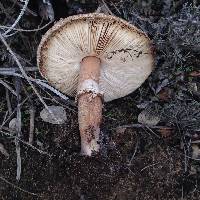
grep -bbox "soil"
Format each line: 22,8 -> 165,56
1,95 -> 200,200
1,0 -> 200,200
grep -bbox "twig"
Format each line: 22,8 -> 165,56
22,84 -> 35,145
110,1 -> 121,15
6,88 -> 12,115
181,185 -> 184,200
96,0 -> 114,15
117,124 -> 162,138
8,0 -> 37,16
0,71 -> 24,77
0,67 -> 37,72
145,126 -> 161,138
0,95 -> 29,131
0,175 -> 39,196
1,111 -> 9,128
0,109 -> 16,131
34,79 -> 69,101
3,0 -> 30,37
0,33 -> 54,117
4,31 -> 19,37
28,106 -> 35,144
191,140 -> 200,144
0,21 -> 53,32
117,123 -> 172,129
0,79 -> 17,96
182,136 -> 191,173
14,77 -> 22,181
0,70 -> 70,103
43,95 -> 76,112
176,118 -> 190,172
127,133 -> 139,166
140,162 -> 161,172
1,129 -> 51,156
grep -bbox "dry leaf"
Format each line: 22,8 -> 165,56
9,118 -> 18,135
40,106 -> 67,124
138,108 -> 160,126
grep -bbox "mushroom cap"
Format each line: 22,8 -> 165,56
37,13 -> 154,102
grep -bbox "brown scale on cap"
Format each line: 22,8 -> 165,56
37,13 -> 154,156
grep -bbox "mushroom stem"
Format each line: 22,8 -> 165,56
77,56 -> 102,156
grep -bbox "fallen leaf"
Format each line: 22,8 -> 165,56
138,107 -> 160,126
40,106 -> 67,124
9,118 -> 18,135
9,118 -> 17,130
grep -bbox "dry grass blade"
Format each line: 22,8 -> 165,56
28,106 -> 35,144
127,133 -> 139,166
117,123 -> 170,129
0,67 -> 37,72
1,129 -> 51,156
6,88 -> 12,115
0,79 -> 17,96
0,143 -> 9,157
0,20 -> 53,32
0,175 -> 39,196
0,93 -> 31,132
140,162 -> 162,172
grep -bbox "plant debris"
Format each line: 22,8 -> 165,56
40,105 -> 67,124
0,0 -> 200,199
138,105 -> 160,126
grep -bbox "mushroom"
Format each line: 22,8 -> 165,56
37,13 -> 154,156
